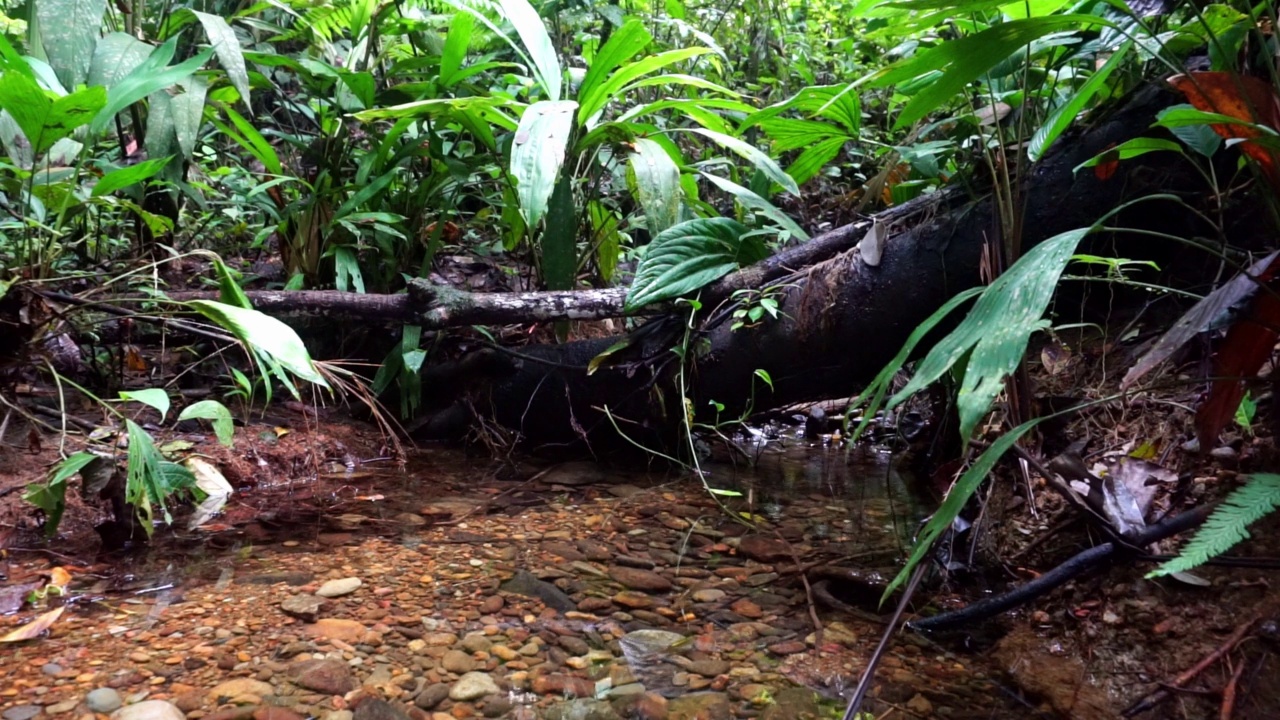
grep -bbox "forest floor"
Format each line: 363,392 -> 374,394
2,394 -> 1280,720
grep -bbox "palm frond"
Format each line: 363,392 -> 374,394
1148,473 -> 1280,578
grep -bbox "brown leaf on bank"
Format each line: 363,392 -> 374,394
0,606 -> 65,643
1196,280 -> 1280,449
1167,72 -> 1280,190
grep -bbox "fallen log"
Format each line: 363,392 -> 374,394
463,84 -> 1244,449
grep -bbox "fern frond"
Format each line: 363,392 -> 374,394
276,2 -> 356,43
1147,473 -> 1280,578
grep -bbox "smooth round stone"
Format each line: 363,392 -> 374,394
3,706 -> 42,720
41,664 -> 63,677
315,578 -> 362,598
86,689 -> 124,713
449,672 -> 499,701
109,701 -> 185,720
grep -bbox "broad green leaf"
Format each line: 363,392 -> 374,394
120,388 -> 171,421
542,174 -> 577,291
883,418 -> 1043,603
211,104 -> 282,175
92,156 -> 172,197
351,95 -> 510,123
1153,106 -> 1272,132
1073,137 -> 1182,172
618,97 -> 755,125
888,227 -> 1091,442
207,253 -> 252,309
1030,41 -> 1131,161
0,73 -> 105,154
497,0 -> 562,100
700,173 -> 809,241
169,76 -> 208,160
125,419 -> 195,531
588,200 -> 621,282
684,127 -> 800,195
35,0 -> 106,89
24,451 -> 98,536
580,19 -> 651,111
622,73 -> 740,99
193,11 -> 251,107
758,117 -> 848,153
579,47 -> 713,123
88,33 -> 153,89
629,138 -> 682,237
188,300 -> 328,393
440,11 -> 474,86
786,136 -> 848,186
626,217 -> 753,311
744,85 -> 862,136
333,246 -> 366,293
91,37 -> 214,134
511,100 -> 577,228
872,16 -> 1112,129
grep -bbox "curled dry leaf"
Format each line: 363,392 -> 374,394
0,606 -> 65,643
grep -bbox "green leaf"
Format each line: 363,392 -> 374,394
35,0 -> 107,89
188,300 -> 328,396
1153,106 -> 1270,131
1147,474 -> 1280,578
542,174 -> 577,291
211,104 -> 282,175
24,451 -> 99,537
889,227 -> 1091,443
511,100 -> 578,228
1074,137 -> 1182,172
700,173 -> 809,241
206,253 -> 252,309
759,117 -> 847,153
786,136 -> 848,186
872,16 -> 1111,129
91,36 -> 213,134
579,47 -> 713,123
88,33 -> 153,89
168,76 -> 208,160
0,73 -> 105,154
119,388 -> 171,421
1030,41 -> 1131,161
579,19 -> 651,112
882,418 -> 1043,603
496,0 -> 562,100
629,138 -> 683,237
440,10 -> 474,86
125,419 -> 195,532
92,156 -> 172,197
684,128 -> 800,196
626,217 -> 751,311
178,400 -> 235,447
193,11 -> 251,107
333,246 -> 366,293
588,200 -> 621,283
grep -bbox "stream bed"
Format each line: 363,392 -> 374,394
0,441 -> 1054,720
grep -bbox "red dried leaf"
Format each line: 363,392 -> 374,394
1196,282 -> 1280,448
1094,146 -> 1120,181
1168,72 -> 1280,190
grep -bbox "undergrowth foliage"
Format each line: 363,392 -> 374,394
1149,474 -> 1280,579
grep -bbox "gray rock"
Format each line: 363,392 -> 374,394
280,594 -> 325,622
351,698 -> 410,720
449,672 -> 500,701
315,577 -> 362,598
499,570 -> 576,613
687,659 -> 730,678
86,688 -> 124,713
460,633 -> 493,654
109,701 -> 186,720
441,649 -> 476,674
413,684 -> 451,710
2,706 -> 41,720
